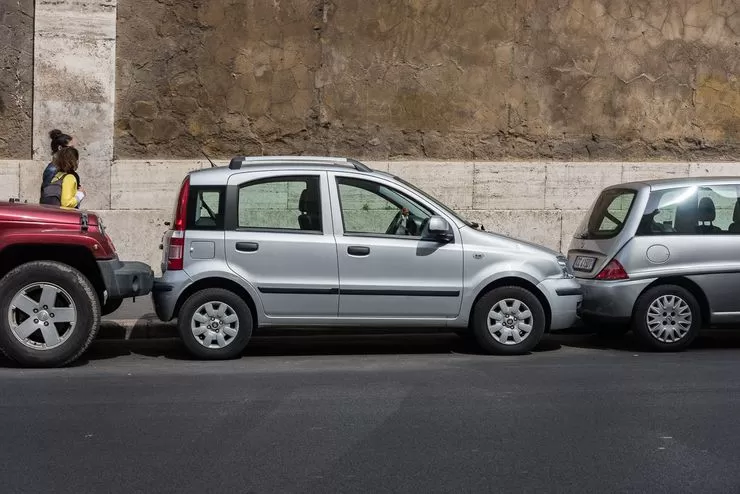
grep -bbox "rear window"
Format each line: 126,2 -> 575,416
579,188 -> 636,239
187,186 -> 225,230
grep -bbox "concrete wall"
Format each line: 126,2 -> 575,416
116,0 -> 740,160
0,0 -> 34,158
4,159 -> 739,275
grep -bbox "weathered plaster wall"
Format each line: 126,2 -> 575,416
0,0 -> 34,158
116,0 -> 740,160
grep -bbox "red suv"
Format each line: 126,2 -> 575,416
0,201 -> 153,367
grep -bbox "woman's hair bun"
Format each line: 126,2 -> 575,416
49,129 -> 63,140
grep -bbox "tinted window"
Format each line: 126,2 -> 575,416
637,185 -> 740,235
237,176 -> 321,232
187,187 -> 225,230
582,189 -> 636,239
336,177 -> 432,236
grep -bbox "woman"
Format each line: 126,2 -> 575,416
47,147 -> 85,208
40,129 -> 81,201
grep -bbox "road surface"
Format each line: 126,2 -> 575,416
1,331 -> 739,493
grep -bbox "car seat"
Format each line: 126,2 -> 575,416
696,197 -> 722,234
728,200 -> 740,233
297,187 -> 320,231
673,198 -> 698,234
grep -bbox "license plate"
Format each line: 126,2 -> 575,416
573,256 -> 596,272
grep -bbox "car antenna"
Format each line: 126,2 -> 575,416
201,150 -> 217,168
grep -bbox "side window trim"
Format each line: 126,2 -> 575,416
186,185 -> 226,231
332,174 -> 444,240
224,173 -> 326,234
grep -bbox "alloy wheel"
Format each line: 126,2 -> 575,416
646,295 -> 692,343
487,298 -> 534,345
191,301 -> 239,349
8,283 -> 77,350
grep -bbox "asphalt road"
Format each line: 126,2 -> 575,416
1,331 -> 740,493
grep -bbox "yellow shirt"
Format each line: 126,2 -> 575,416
52,172 -> 79,208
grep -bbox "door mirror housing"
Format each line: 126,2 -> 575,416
424,216 -> 454,243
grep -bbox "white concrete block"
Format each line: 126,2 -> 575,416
33,0 -> 117,209
111,160 -> 213,210
0,161 -> 21,201
388,161 -> 474,210
621,162 -> 691,183
19,160 -> 47,203
473,162 -> 547,210
93,209 -> 170,275
545,162 -> 622,210
461,209 -> 563,252
560,210 -> 588,253
688,162 -> 740,177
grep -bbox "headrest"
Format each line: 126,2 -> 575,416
698,197 -> 716,222
298,188 -> 318,212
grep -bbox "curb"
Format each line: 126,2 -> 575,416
99,319 -> 177,340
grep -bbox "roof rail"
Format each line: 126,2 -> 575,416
228,155 -> 372,172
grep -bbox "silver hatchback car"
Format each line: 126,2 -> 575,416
153,156 -> 581,359
569,177 -> 740,351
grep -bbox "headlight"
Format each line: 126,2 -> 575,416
557,255 -> 574,279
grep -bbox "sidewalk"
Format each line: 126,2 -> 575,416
100,298 -> 176,339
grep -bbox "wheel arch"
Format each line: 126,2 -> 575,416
174,277 -> 258,328
468,276 -> 552,331
638,276 -> 710,325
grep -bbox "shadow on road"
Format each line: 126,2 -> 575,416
552,329 -> 740,353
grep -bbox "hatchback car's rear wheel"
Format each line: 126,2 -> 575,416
472,286 -> 546,355
178,288 -> 253,360
632,285 -> 701,352
0,261 -> 100,367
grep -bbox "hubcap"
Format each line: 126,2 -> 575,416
647,295 -> 692,343
487,298 -> 534,345
8,283 -> 77,350
191,301 -> 239,349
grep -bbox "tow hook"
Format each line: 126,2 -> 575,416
80,212 -> 89,232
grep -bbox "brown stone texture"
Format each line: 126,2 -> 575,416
116,0 -> 740,160
0,0 -> 33,158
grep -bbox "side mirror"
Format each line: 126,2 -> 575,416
424,216 -> 454,243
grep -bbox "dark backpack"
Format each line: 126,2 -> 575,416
40,173 -> 67,206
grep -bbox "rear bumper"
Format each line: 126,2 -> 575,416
576,277 -> 656,322
537,278 -> 583,331
97,260 -> 154,300
151,270 -> 193,321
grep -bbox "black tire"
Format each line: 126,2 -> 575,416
101,298 -> 123,316
632,285 -> 701,352
178,288 -> 253,360
472,286 -> 546,355
0,261 -> 100,368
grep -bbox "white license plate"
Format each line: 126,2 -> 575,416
573,256 -> 596,272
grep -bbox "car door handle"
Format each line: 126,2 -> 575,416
236,242 -> 259,252
347,246 -> 370,256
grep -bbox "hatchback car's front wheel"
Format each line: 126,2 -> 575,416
472,286 -> 546,355
632,285 -> 701,352
178,288 -> 253,360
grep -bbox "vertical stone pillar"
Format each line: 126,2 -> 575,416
32,0 -> 116,209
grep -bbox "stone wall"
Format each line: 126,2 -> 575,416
0,0 -> 33,158
116,0 -> 740,161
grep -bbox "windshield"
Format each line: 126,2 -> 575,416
392,176 -> 472,227
576,188 -> 637,239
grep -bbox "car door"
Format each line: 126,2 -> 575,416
224,171 -> 339,317
329,172 -> 464,319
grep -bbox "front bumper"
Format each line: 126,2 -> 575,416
97,259 -> 154,300
576,277 -> 656,323
537,278 -> 583,331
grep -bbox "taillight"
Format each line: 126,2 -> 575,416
595,259 -> 629,280
167,177 -> 190,271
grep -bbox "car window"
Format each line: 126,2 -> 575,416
581,189 -> 636,239
638,185 -> 740,235
336,177 -> 432,237
188,187 -> 225,230
237,176 -> 322,232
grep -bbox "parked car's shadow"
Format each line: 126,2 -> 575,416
552,327 -> 740,352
